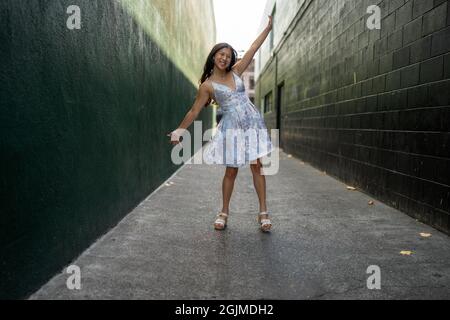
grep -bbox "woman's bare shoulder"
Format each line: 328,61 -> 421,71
202,78 -> 213,86
231,65 -> 244,78
201,80 -> 215,92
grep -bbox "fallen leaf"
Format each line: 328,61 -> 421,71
368,200 -> 374,205
347,186 -> 356,191
420,233 -> 431,238
165,183 -> 171,187
287,154 -> 292,158
400,251 -> 413,256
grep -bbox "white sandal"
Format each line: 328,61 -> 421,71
258,212 -> 272,232
214,213 -> 228,230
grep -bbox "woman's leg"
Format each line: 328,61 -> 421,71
250,158 -> 268,213
221,167 -> 239,214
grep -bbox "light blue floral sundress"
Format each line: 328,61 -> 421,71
203,71 -> 274,168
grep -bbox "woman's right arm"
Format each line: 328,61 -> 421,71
167,82 -> 212,145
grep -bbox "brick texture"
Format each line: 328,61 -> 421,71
257,0 -> 450,234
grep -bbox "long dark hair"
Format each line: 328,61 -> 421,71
199,43 -> 238,107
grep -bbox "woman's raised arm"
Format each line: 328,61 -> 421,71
167,82 -> 211,145
233,16 -> 273,76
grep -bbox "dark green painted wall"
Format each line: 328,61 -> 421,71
0,0 -> 215,299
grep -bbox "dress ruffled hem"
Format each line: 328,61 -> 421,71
202,136 -> 274,168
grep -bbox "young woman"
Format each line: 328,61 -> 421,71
168,16 -> 274,232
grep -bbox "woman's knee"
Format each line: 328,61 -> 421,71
225,167 -> 239,179
250,159 -> 263,175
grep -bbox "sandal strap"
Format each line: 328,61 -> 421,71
260,219 -> 271,225
215,213 -> 228,225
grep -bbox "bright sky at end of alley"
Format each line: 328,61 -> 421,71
213,0 -> 268,54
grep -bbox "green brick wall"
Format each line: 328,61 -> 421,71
256,0 -> 450,235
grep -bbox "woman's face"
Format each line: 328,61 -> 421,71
214,48 -> 232,70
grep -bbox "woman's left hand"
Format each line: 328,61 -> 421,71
267,15 -> 273,30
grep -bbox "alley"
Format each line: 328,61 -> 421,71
31,151 -> 450,300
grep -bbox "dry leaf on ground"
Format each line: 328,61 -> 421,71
400,251 -> 413,256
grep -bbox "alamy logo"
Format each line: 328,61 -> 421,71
366,265 -> 381,290
366,5 -> 381,30
66,5 -> 81,30
66,265 -> 81,290
170,121 -> 280,175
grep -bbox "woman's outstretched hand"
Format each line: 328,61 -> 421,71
267,15 -> 273,30
167,129 -> 185,146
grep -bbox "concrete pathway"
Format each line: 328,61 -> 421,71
31,151 -> 450,299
